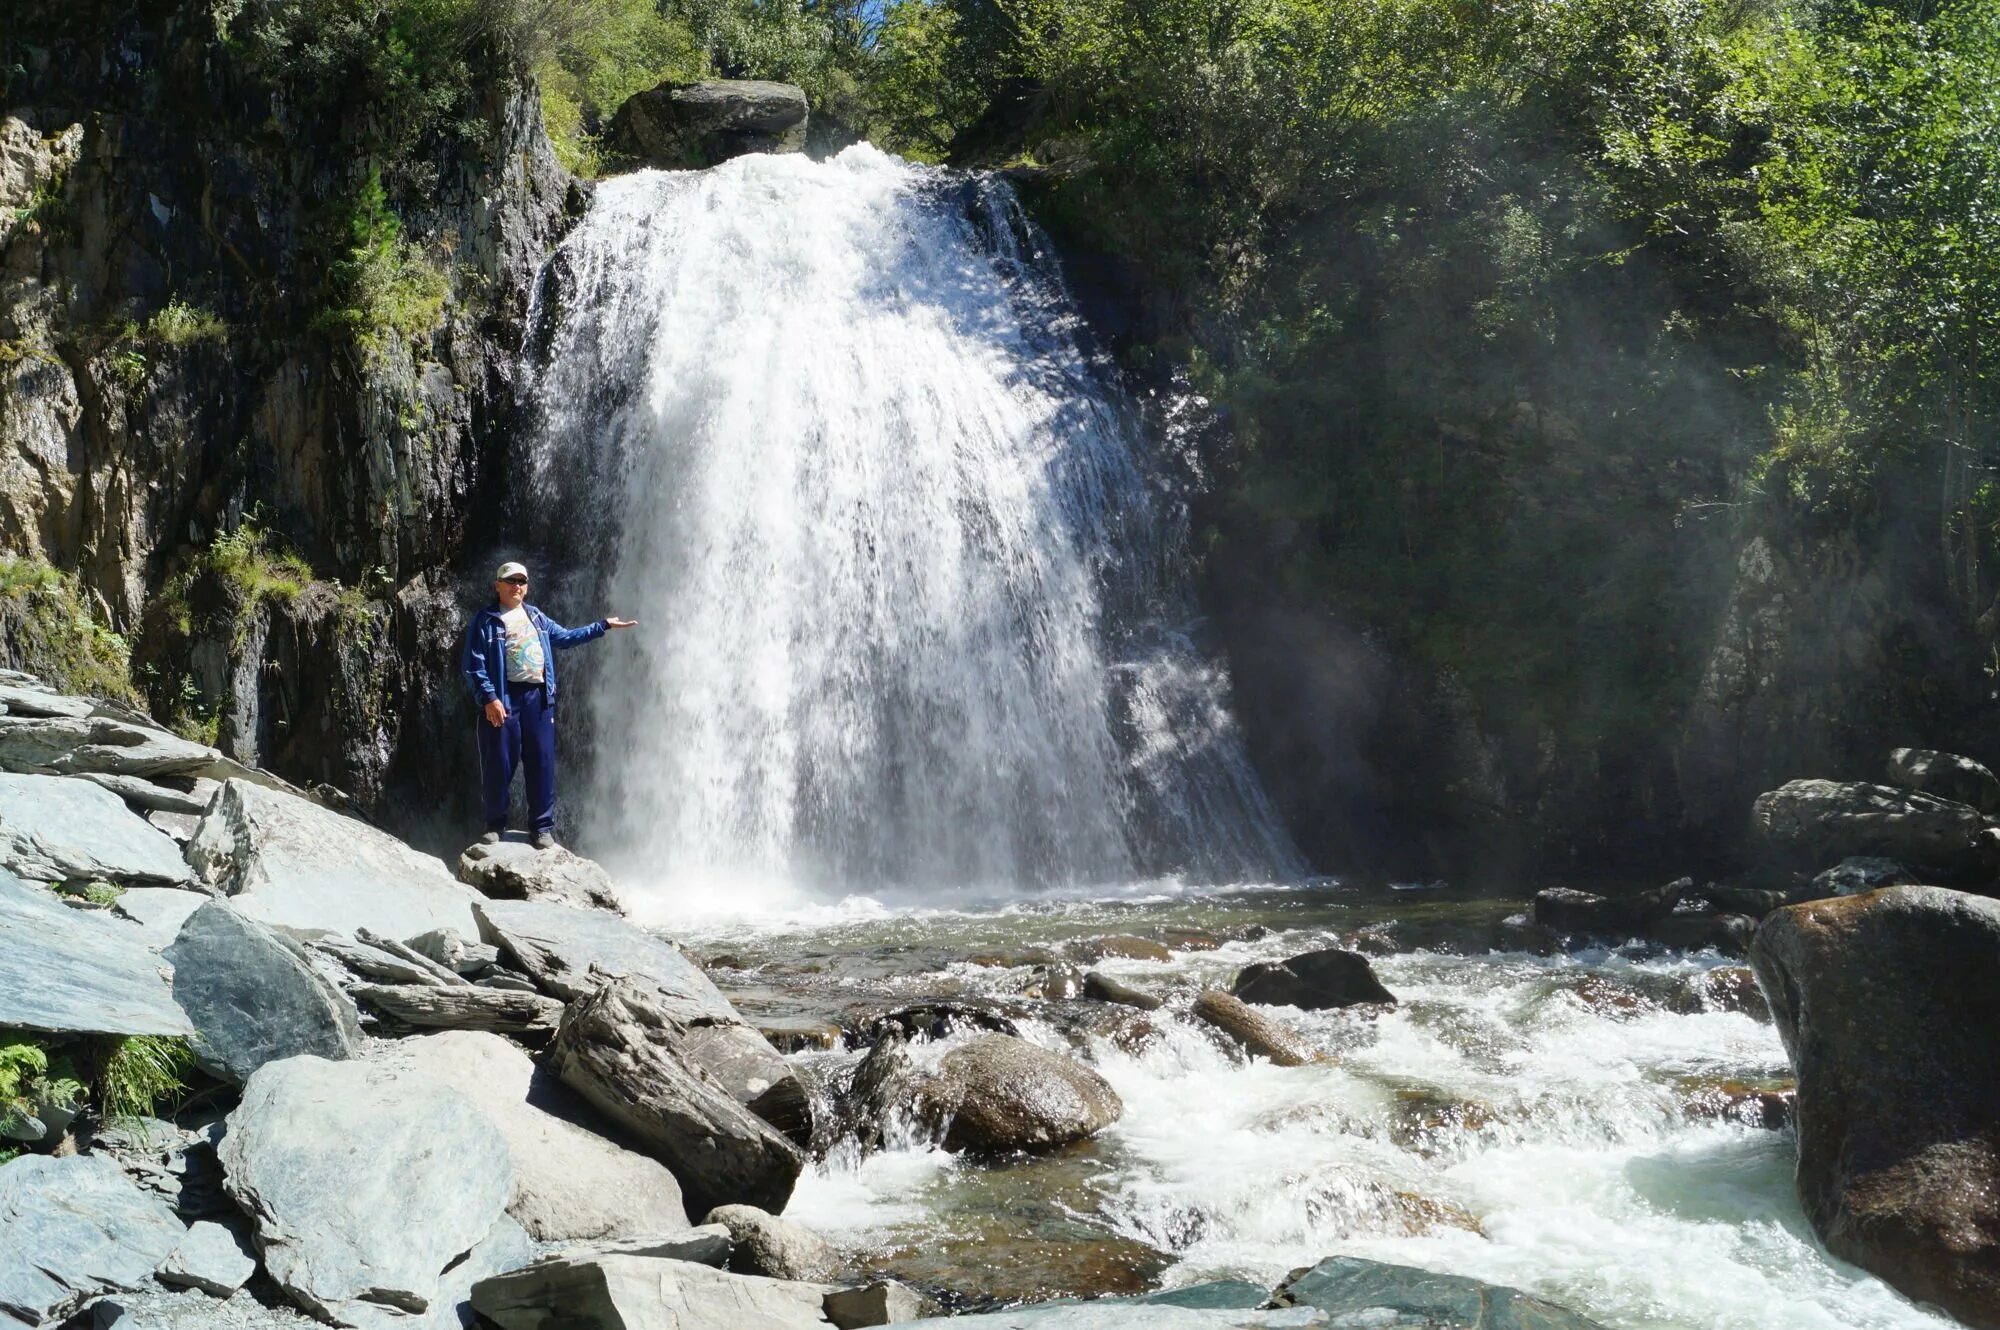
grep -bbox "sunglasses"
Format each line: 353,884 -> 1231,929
501,576 -> 529,586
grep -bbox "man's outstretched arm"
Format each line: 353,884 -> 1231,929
546,615 -> 637,648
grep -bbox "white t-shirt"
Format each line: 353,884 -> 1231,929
500,606 -> 546,684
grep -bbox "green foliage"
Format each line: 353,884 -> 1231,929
93,1036 -> 191,1124
0,557 -> 137,703
54,878 -> 125,907
145,300 -> 229,346
536,0 -> 708,173
0,1039 -> 86,1142
315,172 -> 451,352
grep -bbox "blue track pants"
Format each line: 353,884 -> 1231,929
477,682 -> 556,833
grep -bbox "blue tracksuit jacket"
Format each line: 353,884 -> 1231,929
461,603 -> 606,709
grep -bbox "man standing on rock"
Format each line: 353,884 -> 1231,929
462,561 -> 635,849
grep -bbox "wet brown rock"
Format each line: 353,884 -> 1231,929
1082,971 -> 1163,1011
929,1034 -> 1123,1153
1021,963 -> 1086,1001
1071,935 -> 1172,963
1190,990 -> 1314,1067
1387,1087 -> 1497,1156
1752,886 -> 2000,1328
1682,965 -> 1770,1019
1672,1076 -> 1794,1130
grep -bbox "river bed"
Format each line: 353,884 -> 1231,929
650,881 -> 1955,1330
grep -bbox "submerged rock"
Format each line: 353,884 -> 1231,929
1271,1255 -> 1610,1328
188,778 -> 483,939
1229,947 -> 1395,1009
1752,779 -> 2000,880
706,1204 -> 837,1282
1889,747 -> 2000,815
0,868 -> 193,1037
1753,886 -> 2000,1328
552,977 -> 804,1216
219,1054 -> 514,1323
928,1034 -> 1122,1153
0,771 -> 193,885
609,79 -> 809,169
370,1030 -> 692,1244
457,839 -> 623,913
1191,990 -> 1313,1066
164,900 -> 362,1084
0,1154 -> 185,1326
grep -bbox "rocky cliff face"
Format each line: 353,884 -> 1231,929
0,3 -> 582,842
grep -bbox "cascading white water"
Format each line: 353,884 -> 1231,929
521,145 -> 1297,909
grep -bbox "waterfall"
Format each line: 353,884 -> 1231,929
520,145 -> 1299,905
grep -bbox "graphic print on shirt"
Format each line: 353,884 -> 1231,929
501,606 -> 546,684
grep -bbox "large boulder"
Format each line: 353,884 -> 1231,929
164,900 -> 362,1085
219,1055 -> 514,1324
1751,886 -> 2000,1328
0,869 -> 192,1037
188,778 -> 484,938
472,1254 -> 834,1330
925,1034 -> 1122,1153
678,1020 -> 815,1145
474,897 -> 733,1013
1229,948 -> 1395,1009
609,79 -> 809,169
0,772 -> 193,885
705,1204 -> 836,1282
1751,779 -> 2000,880
1889,748 -> 2000,815
1271,1256 -> 1610,1328
369,1031 -> 693,1243
0,1154 -> 185,1325
458,839 -> 623,912
551,978 -> 804,1217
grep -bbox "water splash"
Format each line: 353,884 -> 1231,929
520,145 -> 1298,906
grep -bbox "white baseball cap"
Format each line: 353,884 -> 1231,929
494,561 -> 529,581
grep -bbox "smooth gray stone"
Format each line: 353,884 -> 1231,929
1275,1256 -> 1610,1328
188,779 -> 483,939
457,841 -> 624,913
351,982 -> 563,1034
471,1254 -> 835,1330
155,1218 -> 258,1296
474,898 -> 735,1016
824,1279 -> 929,1327
551,978 -> 803,1217
369,1032 -> 691,1244
147,810 -> 203,843
112,887 -> 210,949
0,869 -> 193,1037
0,1154 -> 185,1325
0,714 -> 222,779
0,772 -> 193,885
219,1055 -> 514,1323
76,771 -> 218,815
0,681 -> 93,718
165,901 -> 362,1084
705,1204 -> 834,1282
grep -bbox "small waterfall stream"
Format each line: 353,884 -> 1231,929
521,145 -> 1297,909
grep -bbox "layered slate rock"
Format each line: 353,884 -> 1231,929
350,983 -> 564,1035
1889,747 -> 2000,815
679,1020 -> 815,1144
113,886 -> 209,949
1752,779 -> 2000,880
0,772 -> 193,885
164,901 -> 362,1084
609,79 -> 809,169
552,978 -> 804,1217
156,1218 -> 259,1297
189,778 -> 484,938
1752,886 -> 2000,1329
1271,1256 -> 1610,1328
0,713 -> 225,780
474,897 -> 735,1012
706,1205 -> 836,1282
1230,948 -> 1395,1010
458,839 -> 623,912
0,1154 -> 185,1325
370,1031 -> 693,1243
0,869 -> 192,1037
219,1055 -> 514,1323
473,1254 -> 836,1330
926,1034 -> 1122,1153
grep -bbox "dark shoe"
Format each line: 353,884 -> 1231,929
530,831 -> 557,851
479,829 -> 502,845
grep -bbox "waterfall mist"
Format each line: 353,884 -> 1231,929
520,145 -> 1298,909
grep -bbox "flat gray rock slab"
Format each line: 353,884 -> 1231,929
78,771 -> 218,816
0,714 -> 223,780
189,779 -> 483,940
335,1216 -> 535,1330
0,772 -> 193,885
0,869 -> 193,1037
156,1218 -> 258,1296
475,897 -> 735,1016
113,887 -> 211,949
0,681 -> 93,718
1274,1256 -> 1611,1329
370,1031 -> 692,1244
219,1055 -> 514,1323
165,901 -> 363,1085
350,983 -> 563,1034
472,1254 -> 835,1330
0,1153 -> 185,1325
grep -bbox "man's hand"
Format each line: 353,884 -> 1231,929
484,699 -> 507,728
605,617 -> 638,629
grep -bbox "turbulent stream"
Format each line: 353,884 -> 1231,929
517,147 -> 1952,1328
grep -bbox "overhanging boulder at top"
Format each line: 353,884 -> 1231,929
608,79 -> 809,170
